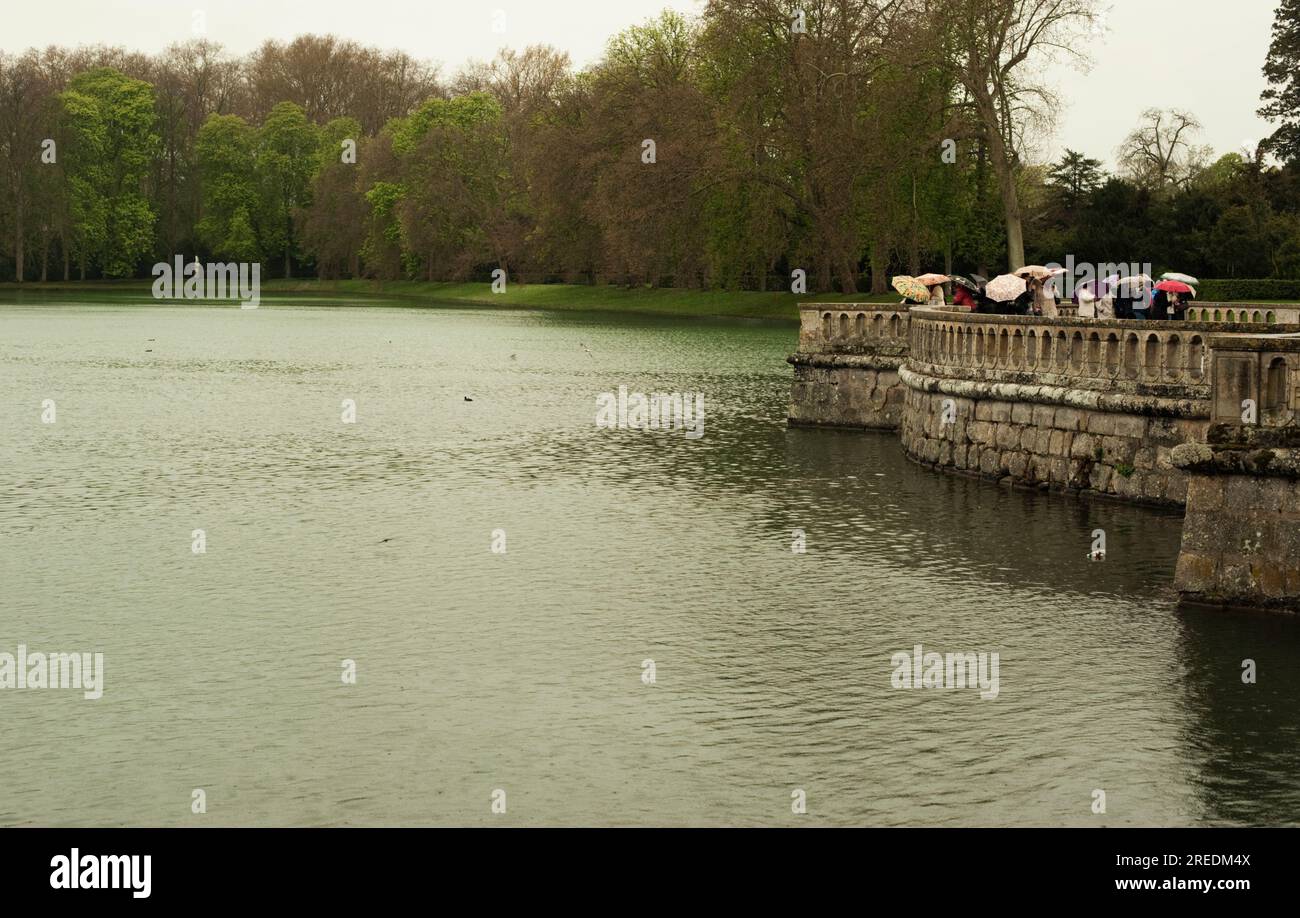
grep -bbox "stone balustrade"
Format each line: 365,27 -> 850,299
1203,333 -> 1300,429
905,308 -> 1249,401
1184,304 -> 1300,325
797,304 -> 911,356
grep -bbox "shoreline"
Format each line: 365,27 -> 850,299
0,279 -> 896,324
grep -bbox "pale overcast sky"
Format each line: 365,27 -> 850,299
2,0 -> 1282,169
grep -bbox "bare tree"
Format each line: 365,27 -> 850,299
1116,108 -> 1212,191
943,0 -> 1101,269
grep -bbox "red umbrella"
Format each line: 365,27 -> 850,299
1155,280 -> 1193,295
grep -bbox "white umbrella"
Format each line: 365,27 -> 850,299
986,274 -> 1028,303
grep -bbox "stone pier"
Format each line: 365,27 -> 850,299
1173,335 -> 1300,610
788,303 -> 1300,610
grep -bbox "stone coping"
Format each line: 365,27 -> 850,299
906,306 -> 1300,335
787,352 -> 905,370
1172,442 -> 1300,478
799,303 -> 910,312
801,301 -> 1300,314
899,364 -> 1209,419
1206,333 -> 1300,352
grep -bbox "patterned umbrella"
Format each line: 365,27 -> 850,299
1014,265 -> 1067,281
915,273 -> 950,287
892,275 -> 930,303
985,273 -> 1028,303
951,275 -> 982,293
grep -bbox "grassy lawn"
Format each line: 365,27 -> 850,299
0,278 -> 901,321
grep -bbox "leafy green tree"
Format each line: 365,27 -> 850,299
59,67 -> 160,277
1048,150 -> 1105,209
1260,0 -> 1300,164
196,114 -> 261,259
256,101 -> 320,276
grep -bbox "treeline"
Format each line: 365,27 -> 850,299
2,0 -> 1299,291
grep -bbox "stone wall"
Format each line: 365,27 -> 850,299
787,305 -> 910,430
895,308 -> 1237,506
899,380 -> 1205,505
788,358 -> 905,430
1175,452 -> 1300,608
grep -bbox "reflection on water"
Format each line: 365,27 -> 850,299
0,296 -> 1297,826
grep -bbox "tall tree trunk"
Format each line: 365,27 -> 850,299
909,174 -> 920,274
870,240 -> 888,295
817,251 -> 832,292
982,101 -> 1025,270
40,227 -> 49,282
14,194 -> 24,283
838,257 -> 857,296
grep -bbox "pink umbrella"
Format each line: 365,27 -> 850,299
1155,280 -> 1194,295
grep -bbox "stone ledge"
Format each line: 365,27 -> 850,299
788,352 -> 905,370
899,365 -> 1208,419
1171,442 -> 1300,479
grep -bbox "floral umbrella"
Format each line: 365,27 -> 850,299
892,275 -> 931,303
985,273 -> 1028,303
915,273 -> 950,287
951,275 -> 983,293
1013,265 -> 1066,280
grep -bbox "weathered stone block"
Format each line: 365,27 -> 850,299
1111,415 -> 1148,439
1070,432 -> 1097,460
1054,407 -> 1083,430
968,421 -> 995,445
1087,413 -> 1117,436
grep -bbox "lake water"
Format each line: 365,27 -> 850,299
2,294 -> 1299,826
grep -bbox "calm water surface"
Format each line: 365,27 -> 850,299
2,294 -> 1299,826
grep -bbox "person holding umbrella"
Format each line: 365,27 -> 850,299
1111,275 -> 1151,320
985,273 -> 1028,314
892,276 -> 931,306
951,275 -> 981,311
1154,279 -> 1195,320
1014,266 -> 1067,317
916,273 -> 950,306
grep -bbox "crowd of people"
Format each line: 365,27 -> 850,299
894,269 -> 1200,321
